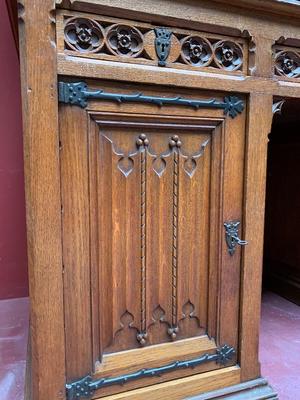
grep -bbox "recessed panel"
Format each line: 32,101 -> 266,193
90,117 -> 214,357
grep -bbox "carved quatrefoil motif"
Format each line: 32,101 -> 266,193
213,40 -> 243,71
64,17 -> 104,53
181,36 -> 213,67
106,24 -> 144,57
274,51 -> 300,78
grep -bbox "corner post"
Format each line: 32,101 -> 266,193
18,0 -> 66,398
239,93 -> 273,381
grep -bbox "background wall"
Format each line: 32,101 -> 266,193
0,2 -> 28,299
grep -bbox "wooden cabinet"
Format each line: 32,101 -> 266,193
19,0 -> 300,399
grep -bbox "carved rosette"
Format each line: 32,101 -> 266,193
274,51 -> 300,78
213,40 -> 243,71
64,17 -> 104,53
181,36 -> 213,67
106,24 -> 144,57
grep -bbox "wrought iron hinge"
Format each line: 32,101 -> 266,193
58,81 -> 244,118
66,344 -> 235,400
224,221 -> 248,256
154,27 -> 172,66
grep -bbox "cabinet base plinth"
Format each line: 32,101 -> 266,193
188,377 -> 278,400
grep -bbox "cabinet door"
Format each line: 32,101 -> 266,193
59,81 -> 246,399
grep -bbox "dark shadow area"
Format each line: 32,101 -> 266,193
260,99 -> 300,399
263,98 -> 300,305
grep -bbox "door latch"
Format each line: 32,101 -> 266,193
224,221 -> 248,256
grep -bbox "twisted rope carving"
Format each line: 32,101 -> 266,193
136,134 -> 148,345
172,152 -> 178,327
141,149 -> 146,332
168,135 -> 181,340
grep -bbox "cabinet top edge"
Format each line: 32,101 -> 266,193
212,0 -> 300,16
56,0 -> 300,20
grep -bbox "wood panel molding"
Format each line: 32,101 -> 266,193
57,55 -> 300,99
99,367 -> 241,400
189,377 -> 278,400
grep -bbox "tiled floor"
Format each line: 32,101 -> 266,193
0,293 -> 299,400
0,297 -> 29,400
259,291 -> 300,400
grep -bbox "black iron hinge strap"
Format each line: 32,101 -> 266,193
66,344 -> 235,400
58,81 -> 244,119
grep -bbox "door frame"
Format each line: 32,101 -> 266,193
58,86 -> 246,398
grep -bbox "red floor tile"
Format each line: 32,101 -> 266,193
0,297 -> 29,400
260,291 -> 300,400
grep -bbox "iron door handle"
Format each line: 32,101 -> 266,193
224,221 -> 248,256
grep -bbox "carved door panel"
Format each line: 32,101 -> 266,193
59,81 -> 246,399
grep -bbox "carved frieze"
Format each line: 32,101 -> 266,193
58,11 -> 247,74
